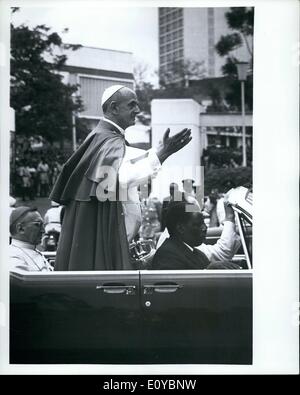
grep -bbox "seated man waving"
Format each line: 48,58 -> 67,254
152,197 -> 241,270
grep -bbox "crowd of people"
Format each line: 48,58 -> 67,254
10,144 -> 68,201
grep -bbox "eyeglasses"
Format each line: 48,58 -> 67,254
22,221 -> 44,228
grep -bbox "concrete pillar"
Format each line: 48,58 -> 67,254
151,99 -> 204,201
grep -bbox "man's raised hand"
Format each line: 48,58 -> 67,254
157,128 -> 192,164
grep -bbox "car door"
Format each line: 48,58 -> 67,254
10,270 -> 141,364
139,269 -> 252,364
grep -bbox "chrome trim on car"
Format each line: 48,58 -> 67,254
234,211 -> 252,269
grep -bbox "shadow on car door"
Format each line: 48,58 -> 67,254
10,270 -> 141,364
139,269 -> 253,364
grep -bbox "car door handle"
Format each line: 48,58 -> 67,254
143,283 -> 183,294
96,284 -> 136,295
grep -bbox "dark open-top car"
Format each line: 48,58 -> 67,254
10,187 -> 253,365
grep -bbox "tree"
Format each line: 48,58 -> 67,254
205,85 -> 230,113
216,7 -> 253,65
133,62 -> 152,90
133,62 -> 155,120
159,59 -> 206,88
10,10 -> 85,144
215,7 -> 254,111
204,167 -> 252,195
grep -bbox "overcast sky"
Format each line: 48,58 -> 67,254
12,5 -> 159,84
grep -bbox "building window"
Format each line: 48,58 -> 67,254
159,8 -> 167,17
165,7 -> 174,15
160,43 -> 166,51
174,50 -> 181,60
160,54 -> 167,63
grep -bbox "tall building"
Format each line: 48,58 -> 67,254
159,7 -> 251,79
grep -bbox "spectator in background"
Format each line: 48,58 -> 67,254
28,163 -> 37,200
203,189 -> 225,227
43,201 -> 63,246
138,179 -> 162,242
51,161 -> 63,188
9,206 -> 53,272
37,158 -> 50,197
18,161 -> 32,201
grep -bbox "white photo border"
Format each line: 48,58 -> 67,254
0,0 -> 299,375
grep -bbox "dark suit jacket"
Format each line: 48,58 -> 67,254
152,236 -> 210,270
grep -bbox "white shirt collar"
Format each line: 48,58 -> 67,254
183,241 -> 193,251
11,238 -> 36,250
102,117 -> 125,135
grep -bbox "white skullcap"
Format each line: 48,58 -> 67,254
101,85 -> 125,106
